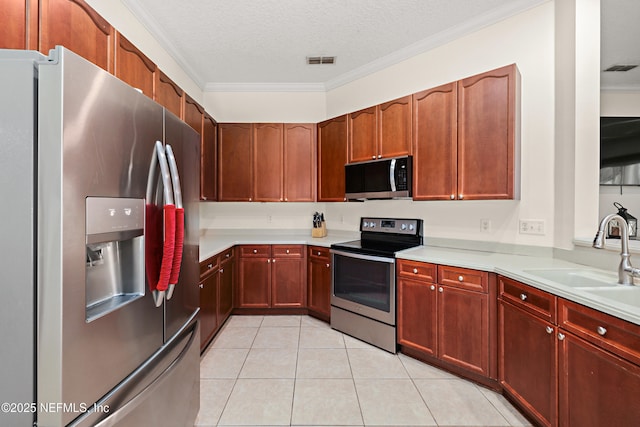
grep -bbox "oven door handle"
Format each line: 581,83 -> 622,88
330,249 -> 396,264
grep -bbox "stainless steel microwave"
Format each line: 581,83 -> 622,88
345,155 -> 412,200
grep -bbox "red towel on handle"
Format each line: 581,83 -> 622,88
169,207 -> 184,284
156,204 -> 176,292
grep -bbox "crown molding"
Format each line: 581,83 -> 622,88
204,82 -> 326,93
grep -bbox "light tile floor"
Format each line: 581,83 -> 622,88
196,315 -> 533,427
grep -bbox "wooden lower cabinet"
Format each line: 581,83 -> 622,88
237,245 -> 305,309
500,300 -> 557,427
307,246 -> 331,320
199,248 -> 234,351
218,252 -> 234,324
559,332 -> 640,427
397,260 -> 495,382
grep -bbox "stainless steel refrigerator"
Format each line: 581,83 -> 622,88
0,47 -> 200,426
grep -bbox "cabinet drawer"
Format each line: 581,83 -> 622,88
559,298 -> 640,366
397,259 -> 436,283
273,244 -> 304,258
240,245 -> 270,258
219,247 -> 234,263
499,276 -> 556,323
438,265 -> 488,293
308,246 -> 330,260
200,255 -> 219,277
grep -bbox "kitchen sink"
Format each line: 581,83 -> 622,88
522,268 -> 620,288
583,286 -> 640,308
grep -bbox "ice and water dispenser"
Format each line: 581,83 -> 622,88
85,197 -> 145,322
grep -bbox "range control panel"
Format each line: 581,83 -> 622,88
360,217 -> 422,235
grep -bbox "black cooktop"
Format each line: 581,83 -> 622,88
331,217 -> 423,257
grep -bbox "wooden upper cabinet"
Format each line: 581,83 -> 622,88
253,123 -> 284,202
348,106 -> 377,163
413,82 -> 458,200
154,70 -> 183,119
40,0 -> 114,72
183,95 -> 204,134
284,124 -> 316,202
2,0 -> 38,49
317,115 -> 348,202
201,113 -> 217,201
378,95 -> 412,159
114,32 -> 155,98
218,123 -> 253,201
458,64 -> 520,200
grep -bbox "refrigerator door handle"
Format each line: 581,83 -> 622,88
164,144 -> 184,301
145,141 -> 176,307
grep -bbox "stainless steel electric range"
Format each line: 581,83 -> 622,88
330,217 -> 423,353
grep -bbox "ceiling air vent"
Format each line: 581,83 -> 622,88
306,56 -> 336,65
604,64 -> 638,72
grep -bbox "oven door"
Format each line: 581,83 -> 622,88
330,249 -> 396,325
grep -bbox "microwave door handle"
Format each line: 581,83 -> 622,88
165,144 -> 184,301
389,158 -> 397,192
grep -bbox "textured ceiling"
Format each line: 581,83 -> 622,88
122,0 -> 638,92
601,0 -> 640,91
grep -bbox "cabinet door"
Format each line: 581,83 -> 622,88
154,70 -> 183,118
500,300 -> 557,427
218,123 -> 253,201
114,32 -> 155,98
559,332 -> 640,427
217,257 -> 234,325
237,257 -> 270,308
457,64 -> 519,200
317,116 -> 348,201
437,286 -> 489,376
412,82 -> 457,200
348,106 -> 377,162
272,257 -> 305,308
201,113 -> 217,201
284,123 -> 316,202
200,270 -> 218,350
1,0 -> 38,49
307,248 -> 331,318
397,277 -> 438,357
378,95 -> 412,159
253,123 -> 283,202
40,0 -> 114,72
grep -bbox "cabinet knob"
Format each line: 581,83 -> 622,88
249,198 -> 252,201
450,194 -> 455,200
520,293 -> 527,301
458,275 -> 464,282
273,258 -> 276,263
372,155 -> 376,159
430,285 -> 435,291
438,287 -> 443,293
326,263 -> 330,268
226,253 -> 230,258
285,198 -> 288,201
199,284 -> 203,289
597,326 -> 607,336
253,249 -> 258,254
557,333 -> 565,341
377,155 -> 382,158
413,268 -> 418,274
459,194 -> 464,200
220,268 -> 224,274
202,196 -> 207,200
286,249 -> 290,254
317,251 -> 321,256
207,263 -> 213,269
545,326 -> 553,334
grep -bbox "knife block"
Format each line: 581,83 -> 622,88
311,221 -> 327,238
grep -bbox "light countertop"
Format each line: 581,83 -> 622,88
200,229 -> 640,327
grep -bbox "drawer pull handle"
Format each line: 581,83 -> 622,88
597,326 -> 607,336
253,249 -> 258,254
520,293 -> 527,301
413,268 -> 418,274
430,285 -> 435,291
545,326 -> 553,334
438,287 -> 443,293
558,333 -> 565,341
458,275 -> 464,282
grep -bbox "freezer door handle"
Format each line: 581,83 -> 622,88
165,144 -> 184,301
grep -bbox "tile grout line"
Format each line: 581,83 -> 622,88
399,354 -> 441,427
343,335 -> 367,426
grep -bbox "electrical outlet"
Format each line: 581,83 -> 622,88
480,219 -> 492,233
519,219 -> 545,235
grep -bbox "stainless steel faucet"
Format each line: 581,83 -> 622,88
593,213 -> 640,285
